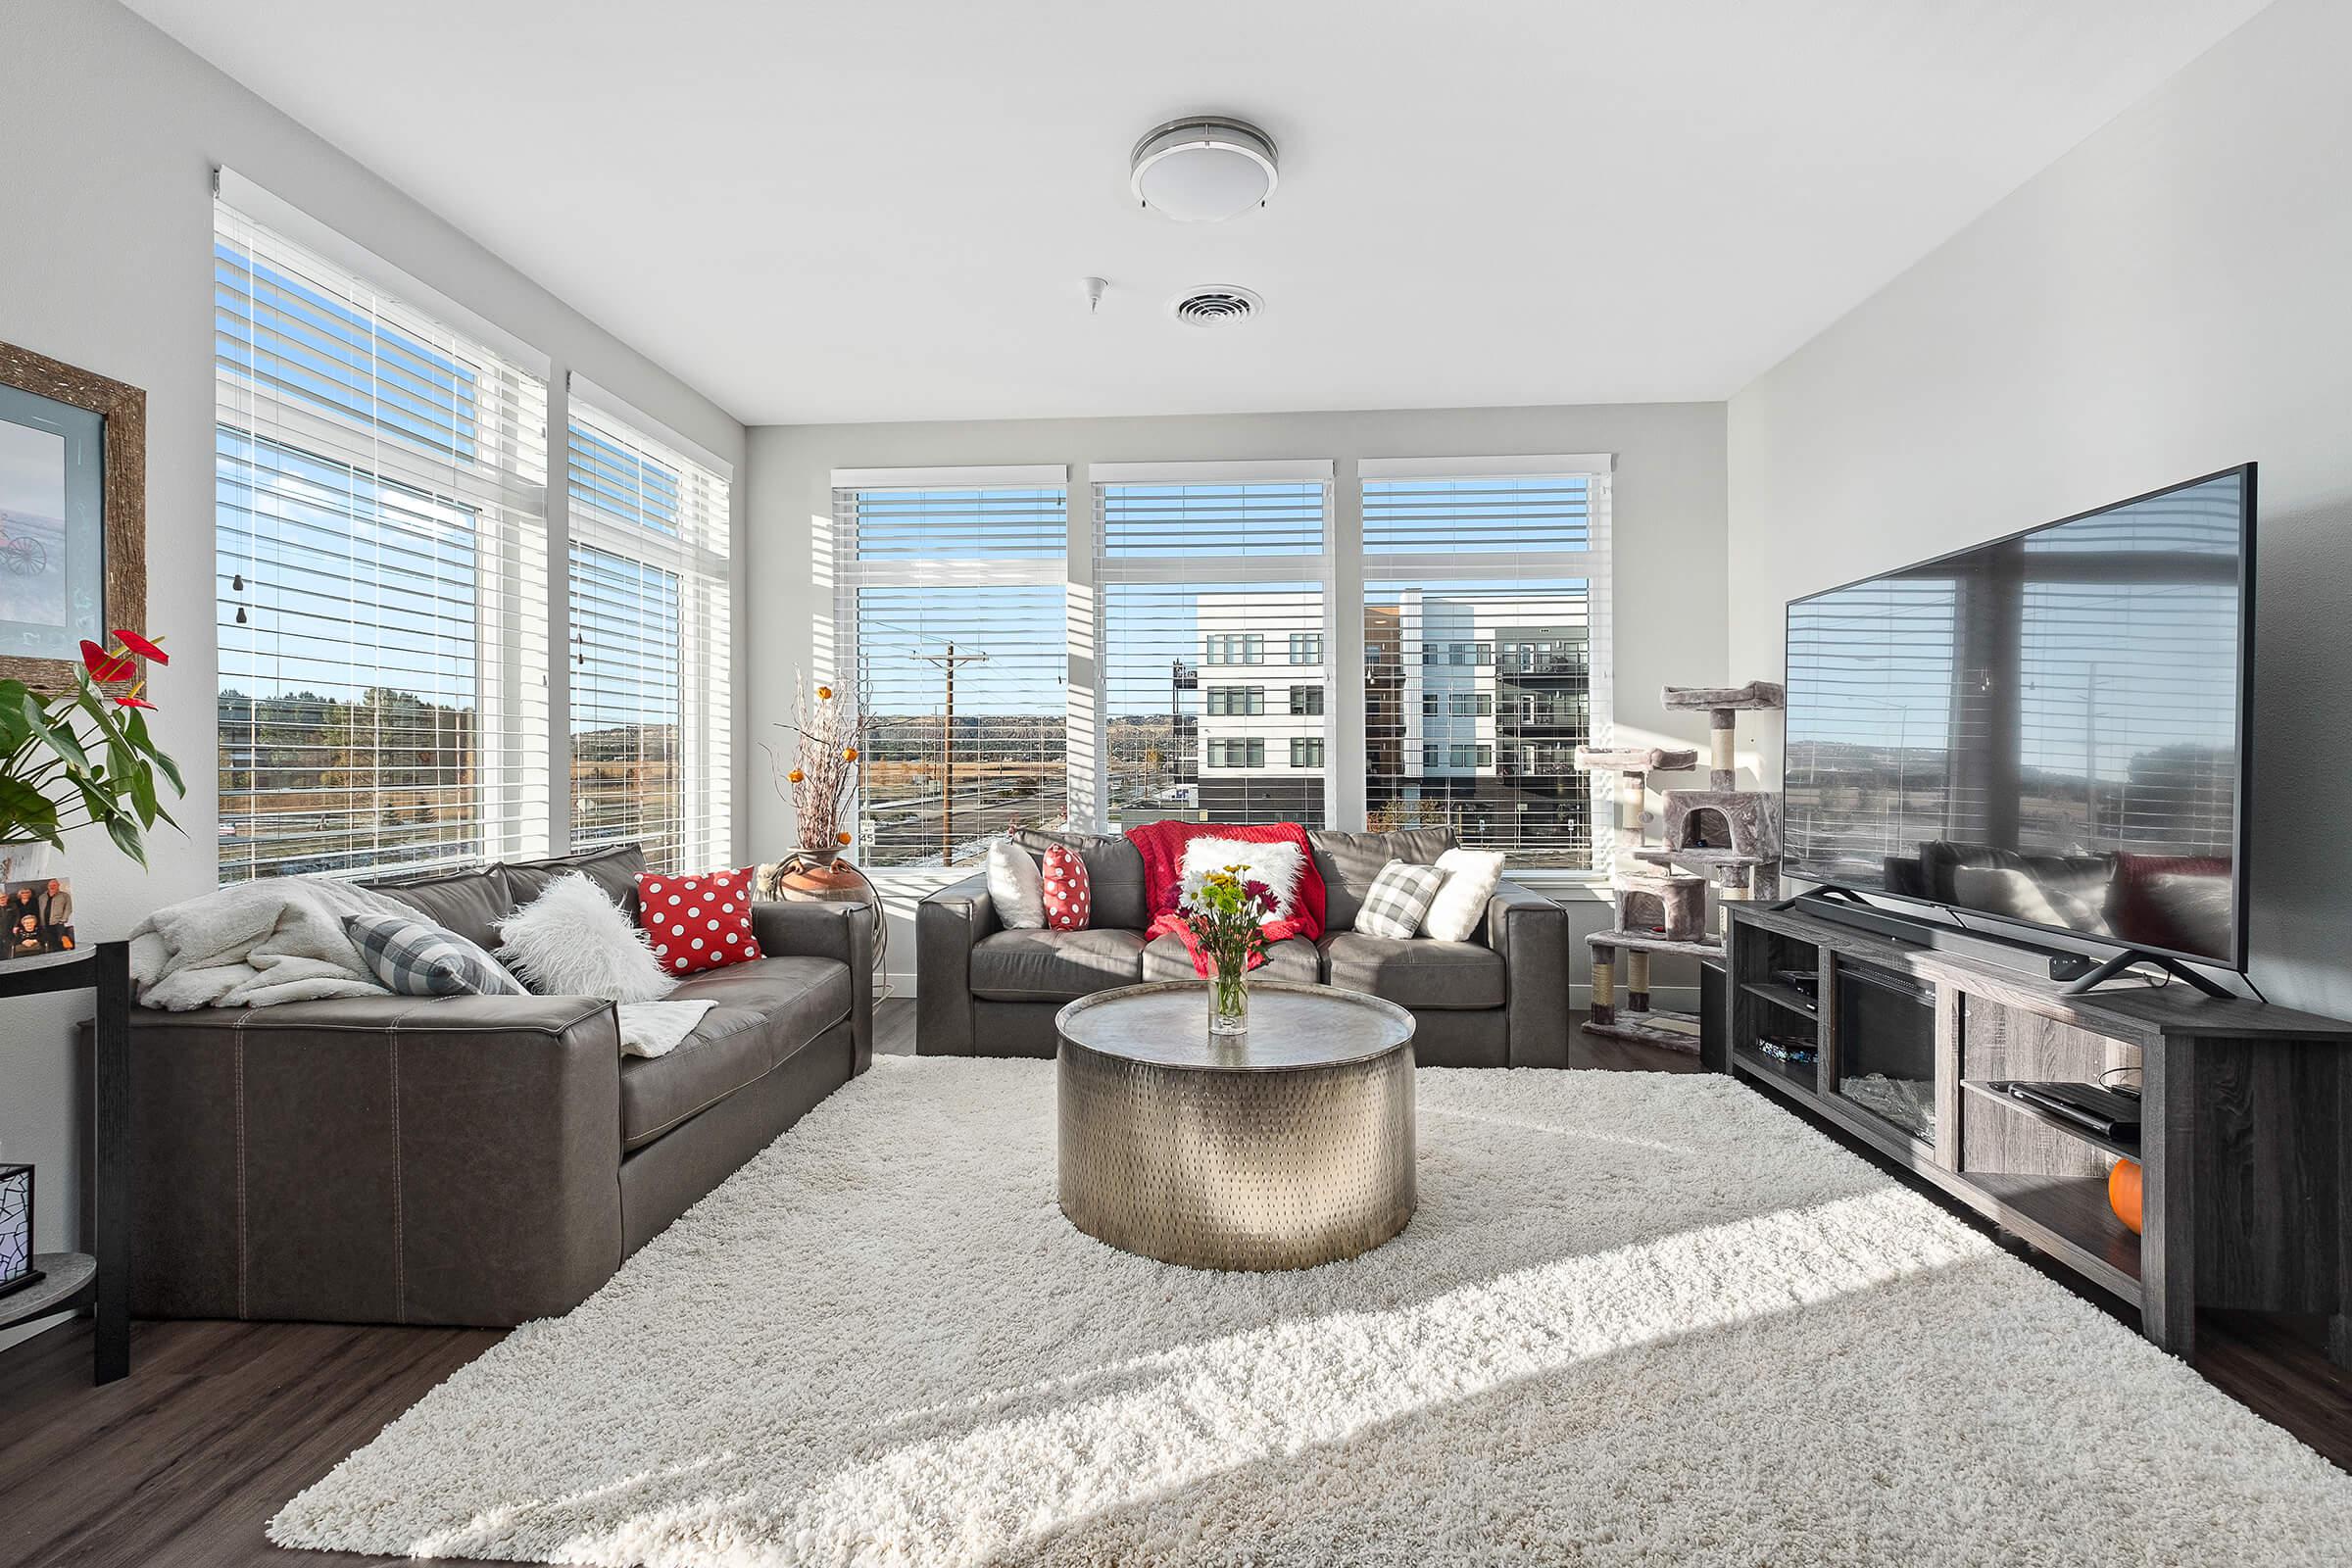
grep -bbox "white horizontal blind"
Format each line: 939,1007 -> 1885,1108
832,478 -> 1068,867
1099,476 -> 1334,832
215,200 -> 550,881
1360,466 -> 1609,869
567,398 -> 732,873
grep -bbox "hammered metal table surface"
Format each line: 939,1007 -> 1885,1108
1054,982 -> 1418,1271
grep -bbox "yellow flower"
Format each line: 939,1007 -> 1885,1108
787,768 -> 805,783
816,685 -> 833,701
842,747 -> 858,761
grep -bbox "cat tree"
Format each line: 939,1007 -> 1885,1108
1579,680 -> 1783,1052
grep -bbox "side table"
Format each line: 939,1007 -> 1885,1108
0,940 -> 130,1383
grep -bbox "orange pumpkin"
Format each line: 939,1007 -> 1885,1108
2108,1157 -> 2143,1236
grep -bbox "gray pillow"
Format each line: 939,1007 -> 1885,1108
1010,829 -> 1148,930
345,912 -> 528,998
1308,827 -> 1458,930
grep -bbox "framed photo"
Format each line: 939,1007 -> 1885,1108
0,876 -> 74,959
0,340 -> 145,692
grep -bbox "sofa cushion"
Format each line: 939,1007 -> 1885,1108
1011,829 -> 1149,931
367,865 -> 515,955
667,955 -> 853,1046
970,927 -> 1146,1003
1307,828 -> 1458,931
620,1010 -> 774,1150
621,956 -> 855,1149
1142,932 -> 1320,986
507,843 -> 648,918
1317,931 -> 1504,1010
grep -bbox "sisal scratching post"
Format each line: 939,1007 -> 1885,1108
1709,708 -> 1737,791
1627,951 -> 1651,1014
1591,946 -> 1616,1027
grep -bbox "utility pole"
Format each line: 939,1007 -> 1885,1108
916,642 -> 989,864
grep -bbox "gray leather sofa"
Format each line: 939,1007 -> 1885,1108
918,827 -> 1570,1066
118,844 -> 871,1327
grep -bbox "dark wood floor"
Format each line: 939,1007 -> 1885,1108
3,999 -> 2344,1568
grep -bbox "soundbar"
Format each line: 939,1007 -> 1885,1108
1783,891 -> 2097,983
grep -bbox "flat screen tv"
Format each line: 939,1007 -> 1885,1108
1782,465 -> 2254,971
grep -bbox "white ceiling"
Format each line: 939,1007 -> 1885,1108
129,0 -> 2271,426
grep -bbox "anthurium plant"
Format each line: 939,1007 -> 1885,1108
0,630 -> 186,867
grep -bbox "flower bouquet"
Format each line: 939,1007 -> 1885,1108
1177,863 -> 1276,1035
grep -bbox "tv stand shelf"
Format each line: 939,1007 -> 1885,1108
1717,904 -> 2352,1367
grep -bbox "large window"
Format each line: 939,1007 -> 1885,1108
1100,466 -> 1334,833
1360,464 -> 1608,868
825,458 -> 1609,876
216,199 -> 550,880
831,473 -> 1068,867
565,395 -> 731,873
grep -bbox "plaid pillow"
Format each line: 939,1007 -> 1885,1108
345,912 -> 528,998
1355,859 -> 1446,940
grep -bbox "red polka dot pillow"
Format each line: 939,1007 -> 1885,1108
634,867 -> 762,976
1041,844 -> 1092,930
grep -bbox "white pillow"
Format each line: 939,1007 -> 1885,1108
1180,836 -> 1306,920
987,839 -> 1046,929
1419,848 -> 1506,943
495,872 -> 677,1003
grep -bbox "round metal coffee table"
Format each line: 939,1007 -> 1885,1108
1054,981 -> 1417,1271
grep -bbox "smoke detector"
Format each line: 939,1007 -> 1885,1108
1170,285 -> 1263,328
1130,116 -> 1278,222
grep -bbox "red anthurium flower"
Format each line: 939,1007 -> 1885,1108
80,639 -> 135,683
111,628 -> 168,665
113,696 -> 159,710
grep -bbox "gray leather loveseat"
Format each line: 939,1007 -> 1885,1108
119,843 -> 871,1327
918,827 -> 1570,1066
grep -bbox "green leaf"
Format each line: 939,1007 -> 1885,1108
0,778 -> 64,850
127,761 -> 158,828
104,813 -> 146,867
21,694 -> 88,773
123,709 -> 184,796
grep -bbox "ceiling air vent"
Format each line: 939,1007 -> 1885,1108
1170,285 -> 1263,328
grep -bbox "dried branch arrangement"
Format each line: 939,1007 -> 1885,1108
764,674 -> 866,854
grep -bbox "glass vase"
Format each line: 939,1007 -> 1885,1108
1206,954 -> 1250,1036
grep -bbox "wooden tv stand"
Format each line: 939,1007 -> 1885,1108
1717,903 -> 2352,1367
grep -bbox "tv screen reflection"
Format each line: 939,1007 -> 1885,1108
1782,469 -> 2247,964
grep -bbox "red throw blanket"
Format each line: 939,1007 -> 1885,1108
1125,819 -> 1326,976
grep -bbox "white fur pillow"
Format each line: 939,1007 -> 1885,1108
1419,848 -> 1506,943
986,839 -> 1046,929
496,872 -> 676,1003
1179,836 -> 1306,920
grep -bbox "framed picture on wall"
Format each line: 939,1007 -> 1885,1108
0,340 -> 146,693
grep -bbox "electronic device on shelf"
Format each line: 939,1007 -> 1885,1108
1772,968 -> 1820,998
1779,464 -> 2255,999
1990,1080 -> 2143,1144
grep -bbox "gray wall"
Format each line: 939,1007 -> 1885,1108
746,401 -> 1731,996
0,0 -> 743,1319
1727,0 -> 2352,1014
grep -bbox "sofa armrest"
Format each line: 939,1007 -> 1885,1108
118,995 -> 625,1325
1484,881 -> 1571,1068
916,873 -> 997,1056
751,901 -> 875,1073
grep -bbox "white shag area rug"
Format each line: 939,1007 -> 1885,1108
273,1058 -> 2352,1567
